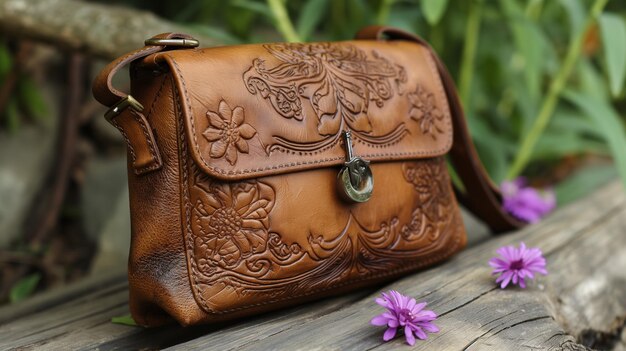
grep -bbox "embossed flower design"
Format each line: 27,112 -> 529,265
193,181 -> 275,270
408,85 -> 444,138
203,100 -> 257,165
401,160 -> 452,240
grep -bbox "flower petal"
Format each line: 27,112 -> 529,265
238,124 -> 257,139
370,314 -> 390,326
225,145 -> 238,165
421,322 -> 439,333
232,106 -> 245,125
218,100 -> 232,121
404,327 -> 416,346
413,326 -> 428,340
383,327 -> 397,342
207,111 -> 224,128
236,138 -> 250,153
210,139 -> 228,158
375,297 -> 388,308
203,127 -> 223,142
499,271 -> 513,289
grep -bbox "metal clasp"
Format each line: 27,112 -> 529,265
337,131 -> 374,203
144,38 -> 200,47
104,95 -> 144,121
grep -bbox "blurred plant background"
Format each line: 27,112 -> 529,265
0,0 -> 625,304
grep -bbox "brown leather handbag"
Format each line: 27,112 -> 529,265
92,26 -> 522,327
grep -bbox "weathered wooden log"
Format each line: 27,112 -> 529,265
0,180 -> 624,350
0,0 -> 222,59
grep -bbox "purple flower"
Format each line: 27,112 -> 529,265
370,290 -> 439,345
501,177 -> 556,223
489,242 -> 548,289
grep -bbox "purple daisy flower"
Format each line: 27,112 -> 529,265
501,177 -> 556,223
489,242 -> 548,288
370,290 -> 439,345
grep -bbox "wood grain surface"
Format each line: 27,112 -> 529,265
1,181 -> 625,350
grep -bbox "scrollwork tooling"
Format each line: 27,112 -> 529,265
243,43 -> 409,152
187,158 -> 455,300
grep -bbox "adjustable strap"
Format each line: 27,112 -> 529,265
92,33 -> 198,175
356,26 -> 524,233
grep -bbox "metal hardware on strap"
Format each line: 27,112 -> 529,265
104,95 -> 144,121
144,38 -> 200,47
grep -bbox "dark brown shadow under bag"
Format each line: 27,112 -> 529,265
92,25 -> 523,327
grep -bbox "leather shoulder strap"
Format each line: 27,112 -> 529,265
92,33 -> 195,175
356,26 -> 524,233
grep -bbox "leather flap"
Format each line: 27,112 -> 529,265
159,40 -> 452,180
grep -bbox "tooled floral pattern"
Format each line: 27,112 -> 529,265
192,173 -> 304,279
243,43 -> 409,152
203,99 -> 257,165
408,84 -> 444,138
187,158 -> 457,301
401,159 -> 453,241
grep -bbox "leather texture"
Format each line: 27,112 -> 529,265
92,26 -> 520,327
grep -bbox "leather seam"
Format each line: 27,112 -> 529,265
145,75 -> 167,120
176,84 -> 463,314
109,116 -> 137,166
175,84 -> 215,314
166,46 -> 454,177
130,110 -> 162,175
105,46 -> 160,101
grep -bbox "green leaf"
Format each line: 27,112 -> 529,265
231,0 -> 273,19
0,44 -> 11,76
467,116 -> 516,183
18,78 -> 48,121
599,13 -> 626,97
297,0 -> 330,40
421,0 -> 449,26
555,164 -> 617,205
500,0 -> 544,101
533,132 -> 608,160
186,24 -> 243,44
9,273 -> 41,303
111,314 -> 138,326
578,58 -> 609,101
559,0 -> 585,35
5,99 -> 20,133
564,90 -> 626,190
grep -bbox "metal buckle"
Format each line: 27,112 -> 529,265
104,95 -> 144,121
337,131 -> 374,203
144,38 -> 200,48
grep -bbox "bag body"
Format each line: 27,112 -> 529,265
93,26 -> 520,326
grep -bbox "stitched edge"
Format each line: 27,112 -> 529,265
165,41 -> 454,178
129,110 -> 162,175
175,84 -> 214,313
109,117 -> 137,165
100,46 -> 161,104
176,93 -> 465,315
145,75 -> 167,120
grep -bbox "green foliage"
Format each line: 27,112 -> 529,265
154,0 -> 626,193
18,78 -> 48,122
599,13 -> 626,96
564,90 -> 626,188
4,0 -> 624,193
420,0 -> 449,26
9,273 -> 40,303
111,314 -> 138,326
0,42 -> 50,133
297,0 -> 330,40
555,164 -> 617,205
